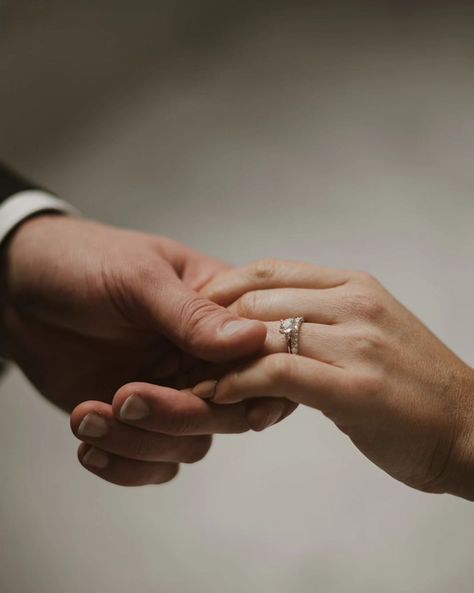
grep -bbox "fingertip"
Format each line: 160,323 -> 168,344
191,379 -> 218,399
70,400 -> 109,434
77,442 -> 89,462
111,382 -> 165,418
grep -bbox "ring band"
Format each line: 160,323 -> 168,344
279,317 -> 304,355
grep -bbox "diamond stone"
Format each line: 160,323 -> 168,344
280,318 -> 300,334
280,318 -> 298,334
279,317 -> 304,354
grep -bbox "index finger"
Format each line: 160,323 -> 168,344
112,381 -> 252,435
201,259 -> 351,306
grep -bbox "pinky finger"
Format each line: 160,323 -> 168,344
78,443 -> 179,487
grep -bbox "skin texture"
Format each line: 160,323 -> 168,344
194,259 -> 474,501
0,216 -> 293,487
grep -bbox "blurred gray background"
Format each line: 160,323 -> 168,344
1,2 -> 474,592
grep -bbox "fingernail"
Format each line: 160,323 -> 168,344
251,401 -> 287,432
78,413 -> 108,438
220,319 -> 259,337
82,447 -> 109,469
192,380 -> 218,399
119,394 -> 149,421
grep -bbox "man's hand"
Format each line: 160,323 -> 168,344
1,215 -> 266,408
0,216 -> 290,485
70,381 -> 255,486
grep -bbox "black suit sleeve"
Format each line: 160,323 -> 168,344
0,162 -> 37,204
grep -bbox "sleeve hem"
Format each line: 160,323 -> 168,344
0,190 -> 80,246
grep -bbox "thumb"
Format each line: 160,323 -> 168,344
137,264 -> 266,362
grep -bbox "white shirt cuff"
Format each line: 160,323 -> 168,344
0,190 -> 79,245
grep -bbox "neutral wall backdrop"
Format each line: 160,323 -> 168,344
1,2 -> 474,592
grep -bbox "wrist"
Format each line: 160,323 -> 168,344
443,365 -> 474,501
0,212 -> 70,358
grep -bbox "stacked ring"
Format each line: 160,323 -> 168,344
279,317 -> 304,355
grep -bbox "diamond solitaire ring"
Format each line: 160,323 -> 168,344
279,317 -> 304,355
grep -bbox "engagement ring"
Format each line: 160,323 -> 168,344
279,317 -> 304,355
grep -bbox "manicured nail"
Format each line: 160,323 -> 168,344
82,447 -> 109,469
119,394 -> 149,421
251,401 -> 287,432
220,319 -> 259,337
192,380 -> 218,399
78,413 -> 108,438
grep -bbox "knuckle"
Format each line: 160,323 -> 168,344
348,328 -> 385,358
353,270 -> 380,287
150,235 -> 182,256
218,367 -> 246,398
236,291 -> 260,316
178,297 -> 222,346
131,435 -> 155,460
346,290 -> 385,321
249,258 -> 279,281
161,408 -> 195,436
264,353 -> 295,383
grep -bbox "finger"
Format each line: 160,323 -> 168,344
262,321 -> 344,365
71,401 -> 212,463
112,381 -> 252,435
246,398 -> 298,432
201,353 -> 352,413
138,263 -> 266,362
229,288 -> 346,324
202,259 -> 351,306
78,443 -> 179,487
190,379 -> 298,431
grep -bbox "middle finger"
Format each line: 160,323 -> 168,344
229,288 -> 346,324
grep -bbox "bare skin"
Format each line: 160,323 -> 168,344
1,216 -> 291,486
191,259 -> 474,501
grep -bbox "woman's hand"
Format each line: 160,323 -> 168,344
195,259 -> 474,500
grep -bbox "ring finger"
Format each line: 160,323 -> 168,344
228,288 -> 346,324
262,321 -> 346,365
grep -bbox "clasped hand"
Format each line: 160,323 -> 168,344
4,216 -> 473,499
76,257 -> 474,500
